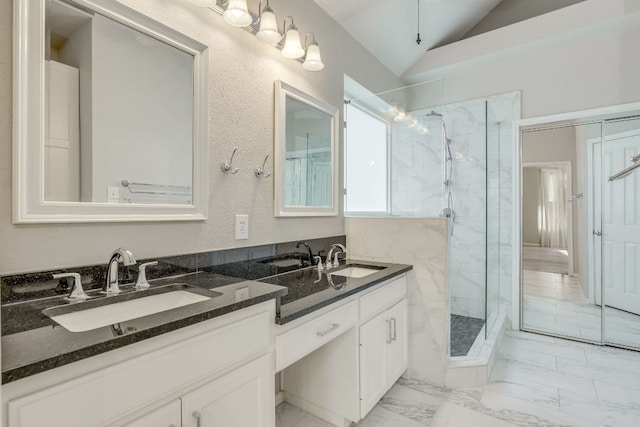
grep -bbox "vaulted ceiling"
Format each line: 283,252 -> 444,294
314,0 -> 586,78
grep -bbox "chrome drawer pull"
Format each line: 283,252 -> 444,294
390,317 -> 397,341
386,319 -> 392,343
317,323 -> 340,337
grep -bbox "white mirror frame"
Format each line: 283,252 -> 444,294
274,80 -> 339,217
13,0 -> 209,223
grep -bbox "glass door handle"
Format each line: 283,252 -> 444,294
593,230 -> 602,237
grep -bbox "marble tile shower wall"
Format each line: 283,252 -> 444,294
390,119 -> 443,216
391,92 -> 520,323
444,99 -> 488,320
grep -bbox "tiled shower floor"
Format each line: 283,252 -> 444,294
450,314 -> 485,356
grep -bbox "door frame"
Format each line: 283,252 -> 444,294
521,161 -> 574,276
511,101 -> 640,331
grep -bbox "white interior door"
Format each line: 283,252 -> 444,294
45,60 -> 80,202
601,124 -> 640,316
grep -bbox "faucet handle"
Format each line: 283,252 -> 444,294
53,272 -> 89,301
314,256 -> 324,271
332,252 -> 342,268
135,261 -> 158,290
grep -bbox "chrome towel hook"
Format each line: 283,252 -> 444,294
255,154 -> 272,178
221,147 -> 239,174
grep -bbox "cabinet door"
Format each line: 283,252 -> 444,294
387,299 -> 408,385
181,354 -> 274,427
359,310 -> 389,418
124,400 -> 181,427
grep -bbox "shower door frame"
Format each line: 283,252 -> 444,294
511,101 -> 640,337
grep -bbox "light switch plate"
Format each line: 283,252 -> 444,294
235,214 -> 249,240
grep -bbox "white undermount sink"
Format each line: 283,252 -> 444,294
46,290 -> 211,333
329,266 -> 381,279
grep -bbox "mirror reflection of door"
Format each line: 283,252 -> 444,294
602,117 -> 640,349
521,123 -> 603,343
520,113 -> 640,350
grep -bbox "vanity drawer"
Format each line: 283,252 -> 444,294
359,274 -> 407,321
276,300 -> 358,371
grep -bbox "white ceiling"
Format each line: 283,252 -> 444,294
314,0 -> 504,77
314,0 -> 587,78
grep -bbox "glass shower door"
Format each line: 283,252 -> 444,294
486,102 -> 500,338
602,117 -> 640,350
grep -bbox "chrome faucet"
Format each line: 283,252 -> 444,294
296,241 -> 314,266
326,244 -> 346,269
104,248 -> 136,295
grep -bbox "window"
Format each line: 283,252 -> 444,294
344,102 -> 389,214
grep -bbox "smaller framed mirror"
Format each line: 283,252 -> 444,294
274,81 -> 339,217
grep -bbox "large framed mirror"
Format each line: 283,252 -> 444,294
274,81 -> 339,217
13,0 -> 208,223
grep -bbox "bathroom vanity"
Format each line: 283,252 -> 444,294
1,256 -> 411,427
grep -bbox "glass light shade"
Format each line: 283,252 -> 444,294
281,27 -> 305,59
302,43 -> 324,71
190,0 -> 216,6
256,8 -> 282,45
223,0 -> 252,27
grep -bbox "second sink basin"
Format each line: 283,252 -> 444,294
329,266 -> 383,279
44,284 -> 218,333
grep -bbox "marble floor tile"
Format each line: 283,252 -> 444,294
500,334 -> 587,363
430,401 -> 519,427
556,356 -> 640,392
277,331 -> 640,427
491,357 -> 598,398
483,380 -> 560,411
558,389 -> 640,427
356,406 -> 425,427
498,339 -> 558,370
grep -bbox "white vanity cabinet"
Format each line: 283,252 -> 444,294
279,273 -> 408,425
124,400 -> 181,427
180,354 -> 273,427
359,299 -> 408,418
4,301 -> 276,427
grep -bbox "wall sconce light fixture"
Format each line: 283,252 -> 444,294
281,16 -> 304,59
223,0 -> 252,27
256,0 -> 281,45
302,33 -> 324,71
190,0 -> 324,71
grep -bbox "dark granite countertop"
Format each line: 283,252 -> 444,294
1,256 -> 412,384
1,272 -> 287,384
260,259 -> 412,325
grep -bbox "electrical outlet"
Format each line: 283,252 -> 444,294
235,214 -> 249,240
107,186 -> 119,203
235,286 -> 249,302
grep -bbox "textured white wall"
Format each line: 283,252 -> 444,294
0,0 -> 402,274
